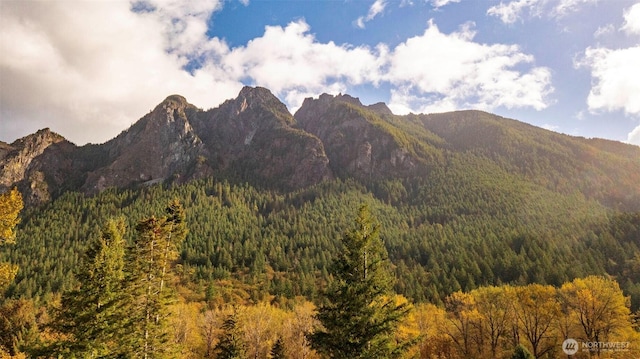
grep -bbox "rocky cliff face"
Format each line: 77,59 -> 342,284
294,93 -> 425,181
0,87 -> 336,204
4,86 -> 638,209
191,86 -> 333,190
0,129 -> 67,189
82,95 -> 211,194
0,129 -> 77,205
0,88 -> 440,205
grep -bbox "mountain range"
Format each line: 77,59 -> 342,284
1,86 -> 639,211
3,86 -> 640,310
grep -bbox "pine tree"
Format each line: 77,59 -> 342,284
122,199 -> 188,358
46,217 -> 127,358
309,204 -> 414,359
511,344 -> 533,359
270,337 -> 285,359
214,311 -> 246,359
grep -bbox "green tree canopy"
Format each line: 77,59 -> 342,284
45,217 -> 127,358
309,204 -> 415,359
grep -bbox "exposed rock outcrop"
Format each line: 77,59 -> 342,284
191,86 -> 333,190
294,93 -> 425,181
82,95 -> 211,194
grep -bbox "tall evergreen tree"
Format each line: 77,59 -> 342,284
45,217 -> 127,358
309,205 -> 414,359
214,311 -> 246,359
122,199 -> 188,359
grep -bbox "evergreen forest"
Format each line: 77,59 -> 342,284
1,166 -> 640,357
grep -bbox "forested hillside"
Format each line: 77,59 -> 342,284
3,174 -> 639,309
1,88 -> 640,357
1,176 -> 639,357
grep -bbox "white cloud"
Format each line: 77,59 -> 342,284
576,46 -> 640,115
487,0 -> 542,24
385,21 -> 553,114
627,124 -> 640,145
621,3 -> 640,35
0,1 -> 554,145
0,0 -> 241,145
222,20 -> 386,111
430,0 -> 461,8
355,0 -> 387,29
594,24 -> 614,38
573,3 -> 640,147
487,0 -> 598,24
552,0 -> 598,17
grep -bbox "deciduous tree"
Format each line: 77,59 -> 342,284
512,284 -> 559,359
471,285 -> 514,358
0,188 -> 23,294
0,188 -> 23,245
560,276 -> 630,350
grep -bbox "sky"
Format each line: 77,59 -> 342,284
1,0 -> 640,146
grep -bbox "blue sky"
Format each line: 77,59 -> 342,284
1,0 -> 639,146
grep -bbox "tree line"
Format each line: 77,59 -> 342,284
1,188 -> 639,358
2,177 -> 639,310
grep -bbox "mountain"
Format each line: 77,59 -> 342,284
81,95 -> 211,194
1,86 -> 640,211
3,86 -> 640,309
294,93 -> 437,181
189,86 -> 333,190
0,128 -> 73,203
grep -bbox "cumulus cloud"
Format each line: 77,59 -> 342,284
0,0 -> 241,145
224,19 -> 552,115
0,1 -> 554,145
355,0 -> 387,29
576,3 -> 640,118
488,0 -> 598,24
621,2 -> 640,35
221,20 -> 386,112
572,3 -> 640,146
627,125 -> 640,145
576,46 -> 640,115
385,21 -> 553,114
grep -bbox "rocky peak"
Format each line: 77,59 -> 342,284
225,86 -> 293,125
295,93 -> 423,181
12,128 -> 66,149
163,94 -> 188,106
190,86 -> 333,190
0,129 -> 69,190
367,102 -> 393,116
297,93 -> 364,119
82,95 -> 209,194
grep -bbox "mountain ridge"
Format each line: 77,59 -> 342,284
1,86 -> 639,211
